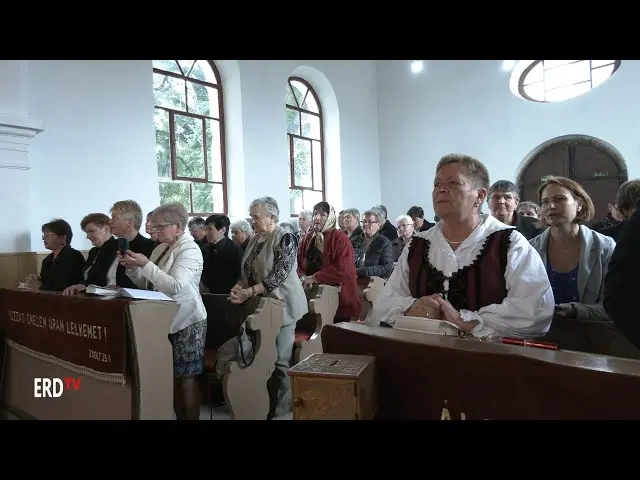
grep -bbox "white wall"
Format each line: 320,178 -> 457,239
11,59 -> 381,252
376,60 -> 640,222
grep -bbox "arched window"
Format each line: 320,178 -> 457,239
286,77 -> 325,216
509,60 -> 621,103
152,60 -> 227,215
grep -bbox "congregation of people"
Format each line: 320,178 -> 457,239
22,153 -> 640,420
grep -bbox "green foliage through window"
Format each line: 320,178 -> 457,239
152,60 -> 226,215
286,77 -> 324,217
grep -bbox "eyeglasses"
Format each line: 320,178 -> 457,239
362,220 -> 379,225
152,223 -> 175,231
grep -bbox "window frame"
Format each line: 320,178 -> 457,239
286,76 -> 326,218
152,60 -> 228,216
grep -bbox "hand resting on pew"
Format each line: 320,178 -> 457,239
404,294 -> 441,319
228,281 -> 265,305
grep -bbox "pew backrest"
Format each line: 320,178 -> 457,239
321,322 -> 640,420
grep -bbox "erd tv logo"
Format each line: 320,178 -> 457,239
34,377 -> 81,398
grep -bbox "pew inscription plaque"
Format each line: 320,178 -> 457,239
0,289 -> 129,376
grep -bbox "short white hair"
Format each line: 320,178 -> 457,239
395,214 -> 413,225
298,210 -> 312,221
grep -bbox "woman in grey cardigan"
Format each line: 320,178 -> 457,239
229,196 -> 308,419
530,176 -> 615,322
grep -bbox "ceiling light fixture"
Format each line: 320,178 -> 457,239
410,60 -> 424,74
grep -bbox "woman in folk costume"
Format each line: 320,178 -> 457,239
368,154 -> 554,339
297,201 -> 362,323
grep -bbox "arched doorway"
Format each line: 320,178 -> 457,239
516,135 -> 628,225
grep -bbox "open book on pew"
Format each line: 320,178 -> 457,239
85,285 -> 174,302
392,315 -> 461,336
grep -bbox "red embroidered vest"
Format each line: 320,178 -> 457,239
406,229 -> 511,312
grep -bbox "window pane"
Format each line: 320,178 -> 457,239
591,60 -> 614,69
186,81 -> 218,117
301,112 -> 321,140
286,84 -> 297,107
302,91 -> 319,113
303,190 -> 323,211
159,180 -> 190,213
192,182 -> 223,214
523,82 -> 545,102
153,73 -> 186,112
177,60 -> 196,76
153,60 -> 181,75
155,108 -> 171,179
189,60 -> 217,84
290,189 -> 303,215
205,119 -> 223,182
524,62 -> 543,84
312,140 -> 323,191
544,61 -> 590,90
287,109 -> 300,135
293,138 -> 312,188
592,64 -> 615,88
544,81 -> 591,103
543,60 -> 578,70
174,114 -> 205,179
289,80 -> 308,106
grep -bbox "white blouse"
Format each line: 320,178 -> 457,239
367,215 -> 555,339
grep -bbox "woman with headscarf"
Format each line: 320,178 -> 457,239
297,201 -> 361,323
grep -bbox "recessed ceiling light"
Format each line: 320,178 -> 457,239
502,60 -> 516,71
410,60 -> 424,74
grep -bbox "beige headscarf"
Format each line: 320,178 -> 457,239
312,203 -> 337,253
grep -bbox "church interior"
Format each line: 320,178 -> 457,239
1,59 -> 640,420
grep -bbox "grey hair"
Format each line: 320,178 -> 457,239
230,219 -> 253,234
488,180 -> 519,200
250,196 -> 280,222
187,217 -> 205,228
153,202 -> 189,231
363,210 -> 380,222
516,201 -> 540,216
370,206 -> 386,220
343,208 -> 360,219
395,214 -> 413,225
298,209 -> 313,221
279,221 -> 296,234
436,153 -> 490,192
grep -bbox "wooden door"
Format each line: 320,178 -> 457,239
519,139 -> 626,225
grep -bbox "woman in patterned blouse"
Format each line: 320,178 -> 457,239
229,196 -> 308,419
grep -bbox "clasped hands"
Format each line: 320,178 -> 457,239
228,283 -> 252,304
405,293 -> 478,333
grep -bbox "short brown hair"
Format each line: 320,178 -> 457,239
537,176 -> 595,224
80,213 -> 111,231
436,153 -> 490,191
616,179 -> 640,217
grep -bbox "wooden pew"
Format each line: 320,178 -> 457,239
293,284 -> 340,364
1,288 -> 176,420
321,322 -> 640,420
540,316 -> 640,360
356,276 -> 386,322
201,294 -> 284,420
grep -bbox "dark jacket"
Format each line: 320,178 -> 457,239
40,245 -> 85,292
379,220 -> 398,242
201,237 -> 243,294
351,233 -> 394,279
604,200 -> 640,348
83,236 -> 119,286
